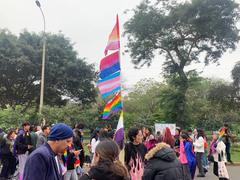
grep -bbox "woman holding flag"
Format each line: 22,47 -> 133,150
209,131 -> 229,180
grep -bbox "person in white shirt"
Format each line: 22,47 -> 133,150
89,129 -> 99,161
193,129 -> 205,177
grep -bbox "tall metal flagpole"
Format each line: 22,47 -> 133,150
117,15 -> 123,112
117,14 -> 125,164
35,0 -> 46,124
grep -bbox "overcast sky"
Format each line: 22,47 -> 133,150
0,0 -> 240,87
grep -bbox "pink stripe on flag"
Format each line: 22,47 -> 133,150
98,79 -> 120,90
105,41 -> 120,51
104,15 -> 120,56
100,51 -> 119,71
98,76 -> 120,86
99,82 -> 121,94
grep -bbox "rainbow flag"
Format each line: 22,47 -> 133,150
216,127 -> 226,142
219,128 -> 225,137
97,71 -> 121,98
104,15 -> 120,56
63,149 -> 68,166
102,92 -> 122,119
100,51 -> 120,79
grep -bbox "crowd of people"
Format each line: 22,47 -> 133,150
0,122 -> 233,180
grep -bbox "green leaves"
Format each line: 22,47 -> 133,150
125,0 -> 240,68
0,30 -> 97,110
124,0 -> 240,126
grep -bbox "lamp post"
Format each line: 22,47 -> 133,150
35,0 -> 46,120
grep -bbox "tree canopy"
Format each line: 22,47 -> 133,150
123,76 -> 240,130
124,0 -> 240,124
0,30 -> 97,110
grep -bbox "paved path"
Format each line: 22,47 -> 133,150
195,164 -> 239,180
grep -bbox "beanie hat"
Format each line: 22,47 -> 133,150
48,123 -> 73,141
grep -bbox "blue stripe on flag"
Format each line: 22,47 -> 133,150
101,86 -> 121,98
100,62 -> 120,79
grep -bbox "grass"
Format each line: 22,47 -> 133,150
231,144 -> 240,162
83,139 -> 90,156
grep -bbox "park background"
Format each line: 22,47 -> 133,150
0,0 -> 240,162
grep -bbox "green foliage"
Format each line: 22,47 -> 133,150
0,105 -> 38,130
124,79 -> 164,129
124,0 -> 240,125
125,0 -> 240,68
124,76 -> 240,130
0,30 -> 97,110
0,103 -> 118,130
232,61 -> 240,91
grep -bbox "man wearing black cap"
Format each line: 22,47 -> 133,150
23,123 -> 73,180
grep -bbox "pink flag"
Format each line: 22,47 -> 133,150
104,15 -> 120,56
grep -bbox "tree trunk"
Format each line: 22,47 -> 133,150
176,68 -> 188,127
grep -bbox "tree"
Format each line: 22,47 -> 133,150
0,30 -> 97,110
232,61 -> 240,94
124,79 -> 166,128
124,0 -> 240,125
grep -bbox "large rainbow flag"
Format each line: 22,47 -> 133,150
104,15 -> 120,56
102,92 -> 122,119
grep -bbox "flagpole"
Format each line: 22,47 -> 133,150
117,14 -> 124,115
117,15 -> 126,165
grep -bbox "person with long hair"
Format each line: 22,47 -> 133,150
162,127 -> 174,148
179,132 -> 196,180
174,127 -> 181,157
193,129 -> 205,177
125,128 -> 147,180
89,129 -> 99,160
80,140 -> 129,180
0,129 -> 17,179
143,127 -> 156,151
73,124 -> 85,168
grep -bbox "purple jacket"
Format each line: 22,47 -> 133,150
23,143 -> 62,180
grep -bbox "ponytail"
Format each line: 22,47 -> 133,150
111,160 -> 129,179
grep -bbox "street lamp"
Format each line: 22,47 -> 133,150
35,0 -> 46,117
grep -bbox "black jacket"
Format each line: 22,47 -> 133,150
79,161 -> 129,180
73,128 -> 84,167
142,144 -> 188,180
0,137 -> 14,157
124,142 -> 147,171
15,132 -> 34,155
62,148 -> 76,170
